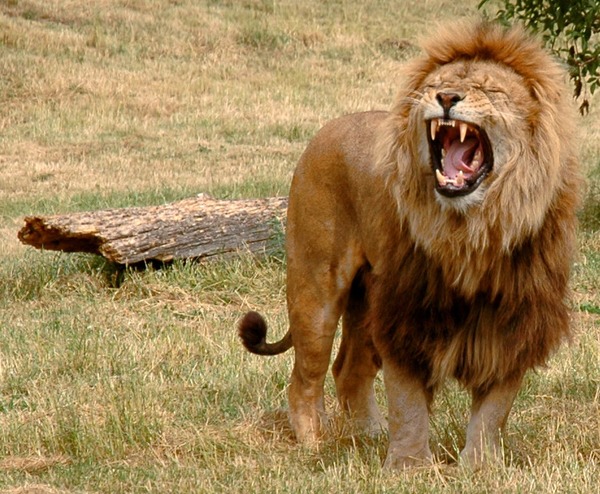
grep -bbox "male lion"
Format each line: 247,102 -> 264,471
238,21 -> 581,469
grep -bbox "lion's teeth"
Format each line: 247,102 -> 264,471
441,148 -> 446,158
456,171 -> 465,186
471,149 -> 482,170
459,122 -> 468,143
430,120 -> 438,140
435,169 -> 447,186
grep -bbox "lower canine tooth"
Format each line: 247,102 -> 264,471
456,171 -> 465,186
436,169 -> 447,186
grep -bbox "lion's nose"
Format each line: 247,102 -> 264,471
436,91 -> 465,112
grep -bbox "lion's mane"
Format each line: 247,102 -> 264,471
370,21 -> 582,391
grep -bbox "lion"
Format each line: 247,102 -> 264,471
238,20 -> 582,469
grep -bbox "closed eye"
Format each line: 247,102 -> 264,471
486,87 -> 507,95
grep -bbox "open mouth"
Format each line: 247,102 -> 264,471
427,118 -> 493,197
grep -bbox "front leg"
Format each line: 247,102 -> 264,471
461,376 -> 523,468
382,360 -> 433,469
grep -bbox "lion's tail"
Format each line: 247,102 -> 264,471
238,311 -> 293,356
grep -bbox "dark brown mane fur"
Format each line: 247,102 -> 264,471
369,202 -> 576,392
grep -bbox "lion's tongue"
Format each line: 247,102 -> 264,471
444,137 -> 478,178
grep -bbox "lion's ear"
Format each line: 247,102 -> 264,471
528,78 -> 562,106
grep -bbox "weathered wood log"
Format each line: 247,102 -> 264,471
18,195 -> 288,265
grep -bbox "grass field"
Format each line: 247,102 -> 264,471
0,1 -> 598,493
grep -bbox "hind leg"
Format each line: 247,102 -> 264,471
287,296 -> 341,443
285,241 -> 357,444
285,238 -> 366,443
332,274 -> 387,436
284,137 -> 368,443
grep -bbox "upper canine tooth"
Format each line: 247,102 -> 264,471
459,122 -> 468,143
430,120 -> 438,140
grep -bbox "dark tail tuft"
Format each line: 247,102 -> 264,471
238,311 -> 292,356
239,311 -> 268,350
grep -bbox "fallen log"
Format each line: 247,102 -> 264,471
18,195 -> 288,265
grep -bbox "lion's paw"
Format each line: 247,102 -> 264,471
383,449 -> 433,470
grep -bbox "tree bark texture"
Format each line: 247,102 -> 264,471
18,195 -> 288,265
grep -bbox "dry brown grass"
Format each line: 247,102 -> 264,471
0,1 -> 598,492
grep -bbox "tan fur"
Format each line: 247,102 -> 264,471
239,20 -> 581,469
